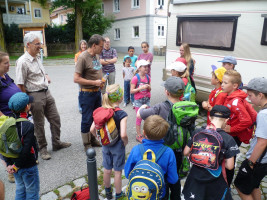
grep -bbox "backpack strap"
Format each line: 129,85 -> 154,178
135,73 -> 141,88
145,74 -> 150,84
155,145 -> 168,162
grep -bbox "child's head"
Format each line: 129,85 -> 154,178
137,60 -> 149,74
141,42 -> 149,53
162,76 -> 185,98
143,115 -> 169,140
0,51 -> 9,75
209,105 -> 230,126
218,56 -> 237,70
243,77 -> 267,106
222,70 -> 241,94
211,66 -> 226,85
128,46 -> 135,56
180,43 -> 191,58
168,61 -> 188,78
79,40 -> 88,52
102,84 -> 123,108
124,57 -> 132,67
8,92 -> 34,113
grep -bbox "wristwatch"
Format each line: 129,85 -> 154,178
247,159 -> 255,168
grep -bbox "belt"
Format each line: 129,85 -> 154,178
29,88 -> 48,93
80,88 -> 99,92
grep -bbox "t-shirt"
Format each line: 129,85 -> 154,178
113,109 -> 128,134
74,51 -> 82,63
131,74 -> 151,100
246,108 -> 267,164
124,55 -> 138,70
122,67 -> 134,81
100,48 -> 118,73
137,53 -> 153,75
0,73 -> 21,116
75,51 -> 102,89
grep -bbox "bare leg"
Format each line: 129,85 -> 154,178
103,169 -> 112,188
136,125 -> 141,136
0,180 -> 5,200
236,188 -> 254,200
114,170 -> 122,194
251,188 -> 261,200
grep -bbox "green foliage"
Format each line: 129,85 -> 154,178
4,23 -> 23,44
45,24 -> 74,43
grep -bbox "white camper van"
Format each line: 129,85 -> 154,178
164,0 -> 267,102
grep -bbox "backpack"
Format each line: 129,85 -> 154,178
93,107 -> 121,146
135,73 -> 150,88
189,124 -> 223,170
183,78 -> 196,102
126,145 -> 167,200
0,115 -> 28,158
164,101 -> 199,150
71,184 -> 90,200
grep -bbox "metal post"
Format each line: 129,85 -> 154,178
40,49 -> 43,64
86,148 -> 99,200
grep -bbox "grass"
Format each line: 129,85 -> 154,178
9,54 -> 75,61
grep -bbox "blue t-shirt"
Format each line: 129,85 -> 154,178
124,55 -> 138,70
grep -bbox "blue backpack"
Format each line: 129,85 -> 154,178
126,145 -> 167,200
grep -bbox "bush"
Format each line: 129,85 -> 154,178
4,23 -> 23,44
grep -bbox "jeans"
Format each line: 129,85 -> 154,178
101,71 -> 116,93
14,165 -> 40,200
79,91 -> 102,133
124,80 -> 134,104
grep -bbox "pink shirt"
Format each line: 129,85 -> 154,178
137,53 -> 153,75
131,74 -> 151,100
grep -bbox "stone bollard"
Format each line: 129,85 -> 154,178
86,148 -> 99,200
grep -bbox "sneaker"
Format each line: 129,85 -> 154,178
52,141 -> 72,151
40,148 -> 51,160
8,173 -> 15,183
105,187 -> 113,200
136,135 -> 144,143
123,103 -> 127,108
116,191 -> 126,200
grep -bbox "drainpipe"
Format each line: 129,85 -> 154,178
29,0 -> 32,22
5,0 -> 10,26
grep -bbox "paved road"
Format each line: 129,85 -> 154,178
1,61 -> 167,199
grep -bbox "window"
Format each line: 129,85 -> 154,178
114,0 -> 120,12
261,17 -> 267,45
101,3 -> 104,13
176,16 -> 239,51
133,26 -> 139,38
34,8 -> 42,18
132,0 -> 140,8
158,25 -> 165,37
158,0 -> 164,6
60,15 -> 63,23
114,28 -> 120,40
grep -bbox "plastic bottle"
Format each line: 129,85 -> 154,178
102,73 -> 109,82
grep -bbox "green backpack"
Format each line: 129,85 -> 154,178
0,115 -> 28,158
183,78 -> 196,102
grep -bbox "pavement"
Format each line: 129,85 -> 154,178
2,56 -> 267,200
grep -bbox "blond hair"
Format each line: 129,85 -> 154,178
224,70 -> 242,86
102,84 -> 123,108
144,115 -> 169,140
181,43 -> 193,75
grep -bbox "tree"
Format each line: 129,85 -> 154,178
0,7 -> 7,52
52,0 -> 114,51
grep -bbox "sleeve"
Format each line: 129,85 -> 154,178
124,147 -> 139,179
255,112 -> 267,139
137,54 -> 141,60
117,110 -> 128,121
214,92 -> 227,106
75,56 -> 85,74
139,104 -> 162,120
99,51 -> 103,59
131,76 -> 138,86
15,59 -> 27,85
186,128 -> 201,147
149,53 -> 154,63
74,52 -> 79,63
223,135 -> 240,159
166,149 -> 179,184
2,156 -> 13,166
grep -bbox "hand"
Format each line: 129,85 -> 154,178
142,84 -> 149,90
224,125 -> 231,133
95,80 -> 102,87
6,165 -> 15,174
45,74 -> 51,84
140,104 -> 148,109
202,101 -> 208,110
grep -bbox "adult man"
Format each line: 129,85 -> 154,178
100,37 -> 118,93
16,32 -> 71,160
74,34 -> 104,151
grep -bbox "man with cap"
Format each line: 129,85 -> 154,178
137,76 -> 186,200
234,77 -> 267,200
16,32 -> 71,160
218,56 -> 237,70
3,92 -> 40,199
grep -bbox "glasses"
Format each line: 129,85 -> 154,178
31,42 -> 42,46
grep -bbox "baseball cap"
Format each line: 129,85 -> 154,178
210,105 -> 231,119
175,57 -> 187,66
8,92 -> 34,112
167,61 -> 187,72
218,56 -> 237,65
137,60 -> 150,69
242,77 -> 267,93
212,66 -> 227,82
161,76 -> 185,94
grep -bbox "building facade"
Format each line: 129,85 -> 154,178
50,6 -> 73,26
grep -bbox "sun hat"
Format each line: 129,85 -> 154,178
137,60 -> 150,69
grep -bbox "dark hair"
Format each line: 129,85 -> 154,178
128,46 -> 134,51
125,57 -> 131,62
169,89 -> 184,98
0,51 -> 8,63
141,41 -> 149,48
88,34 -> 105,48
144,115 -> 169,140
247,90 -> 267,98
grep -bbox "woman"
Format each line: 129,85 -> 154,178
0,51 -> 21,183
180,43 -> 196,91
75,40 -> 88,113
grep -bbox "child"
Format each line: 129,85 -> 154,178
137,76 -> 185,200
123,46 -> 138,70
202,66 -> 227,125
90,84 -> 128,200
137,42 -> 153,76
4,92 -> 39,199
131,60 -> 151,143
183,105 -> 240,200
124,115 -> 178,199
122,57 -> 135,107
218,56 -> 237,70
234,77 -> 267,200
222,70 -> 257,185
168,61 -> 196,102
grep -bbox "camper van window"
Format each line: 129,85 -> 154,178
261,18 -> 267,45
176,16 -> 239,51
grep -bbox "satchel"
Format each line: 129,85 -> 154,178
71,185 -> 90,200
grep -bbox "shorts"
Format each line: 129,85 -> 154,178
234,159 -> 267,195
102,139 -> 125,171
134,97 -> 150,108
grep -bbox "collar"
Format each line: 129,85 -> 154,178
142,139 -> 164,145
25,51 -> 36,62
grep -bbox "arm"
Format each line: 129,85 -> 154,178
124,149 -> 138,178
123,70 -> 125,79
45,74 -> 51,84
136,104 -> 148,119
183,145 -> 191,156
166,150 -> 179,184
90,122 -> 97,137
74,72 -> 102,87
17,84 -> 26,93
120,117 -> 128,146
225,157 -> 234,170
248,137 -> 267,164
0,180 -> 4,200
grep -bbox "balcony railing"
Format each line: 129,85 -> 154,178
3,13 -> 32,24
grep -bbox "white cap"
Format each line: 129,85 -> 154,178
137,60 -> 150,69
167,61 -> 187,72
